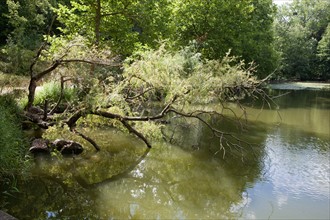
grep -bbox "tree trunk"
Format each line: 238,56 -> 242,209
26,78 -> 37,110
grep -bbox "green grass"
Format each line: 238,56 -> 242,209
19,80 -> 79,108
0,95 -> 28,176
33,80 -> 78,105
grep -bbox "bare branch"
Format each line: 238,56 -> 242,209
71,128 -> 101,151
125,87 -> 155,100
66,108 -> 88,128
168,108 -> 250,147
63,96 -> 180,149
49,76 -> 64,115
29,15 -> 57,76
120,120 -> 152,148
101,11 -> 125,17
60,59 -> 121,67
65,108 -> 101,151
94,95 -> 177,121
34,60 -> 61,81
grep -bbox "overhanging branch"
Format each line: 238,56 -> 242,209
168,108 -> 251,153
120,120 -> 151,148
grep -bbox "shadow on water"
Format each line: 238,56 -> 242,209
248,89 -> 330,110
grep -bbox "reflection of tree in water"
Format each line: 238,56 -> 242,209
2,176 -> 99,219
166,112 -> 269,171
160,113 -> 270,218
1,129 -> 149,219
266,89 -> 330,109
93,143 -> 245,219
2,117 -> 271,219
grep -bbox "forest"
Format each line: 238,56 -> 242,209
0,0 -> 329,218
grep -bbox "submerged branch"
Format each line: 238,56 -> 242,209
71,128 -> 101,151
65,108 -> 101,151
64,96 -> 180,149
120,120 -> 152,148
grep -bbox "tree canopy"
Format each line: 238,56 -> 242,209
1,0 -> 280,77
171,0 -> 278,77
274,0 -> 330,80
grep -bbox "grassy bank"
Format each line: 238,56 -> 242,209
0,95 -> 29,176
0,94 -> 31,211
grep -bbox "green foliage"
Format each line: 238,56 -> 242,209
0,0 -> 56,74
317,24 -> 330,79
123,44 -> 258,107
36,44 -> 259,143
52,0 -> 277,76
4,0 -> 53,47
0,95 -> 28,176
170,0 -> 277,77
1,36 -> 36,74
34,80 -> 78,105
54,0 -> 173,55
0,1 -> 13,45
0,0 -> 268,151
18,80 -> 79,108
274,0 -> 330,80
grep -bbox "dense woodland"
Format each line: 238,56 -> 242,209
0,0 -> 329,79
0,0 -> 329,193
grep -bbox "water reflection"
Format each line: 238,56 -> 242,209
240,126 -> 330,219
93,142 -> 246,219
265,130 -> 329,199
1,89 -> 329,219
226,90 -> 330,137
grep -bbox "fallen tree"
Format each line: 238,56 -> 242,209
23,37 -> 272,157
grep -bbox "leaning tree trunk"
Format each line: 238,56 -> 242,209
26,77 -> 37,110
26,61 -> 60,110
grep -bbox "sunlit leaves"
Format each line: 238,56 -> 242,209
123,44 -> 258,107
53,0 -> 173,55
317,24 -> 330,79
274,0 -> 330,80
170,0 -> 276,77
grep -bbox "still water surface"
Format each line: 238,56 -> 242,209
2,89 -> 330,219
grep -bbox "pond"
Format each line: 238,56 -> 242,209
1,87 -> 329,219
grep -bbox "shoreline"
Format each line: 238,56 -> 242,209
267,81 -> 330,90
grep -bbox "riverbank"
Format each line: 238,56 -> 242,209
268,82 -> 330,90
